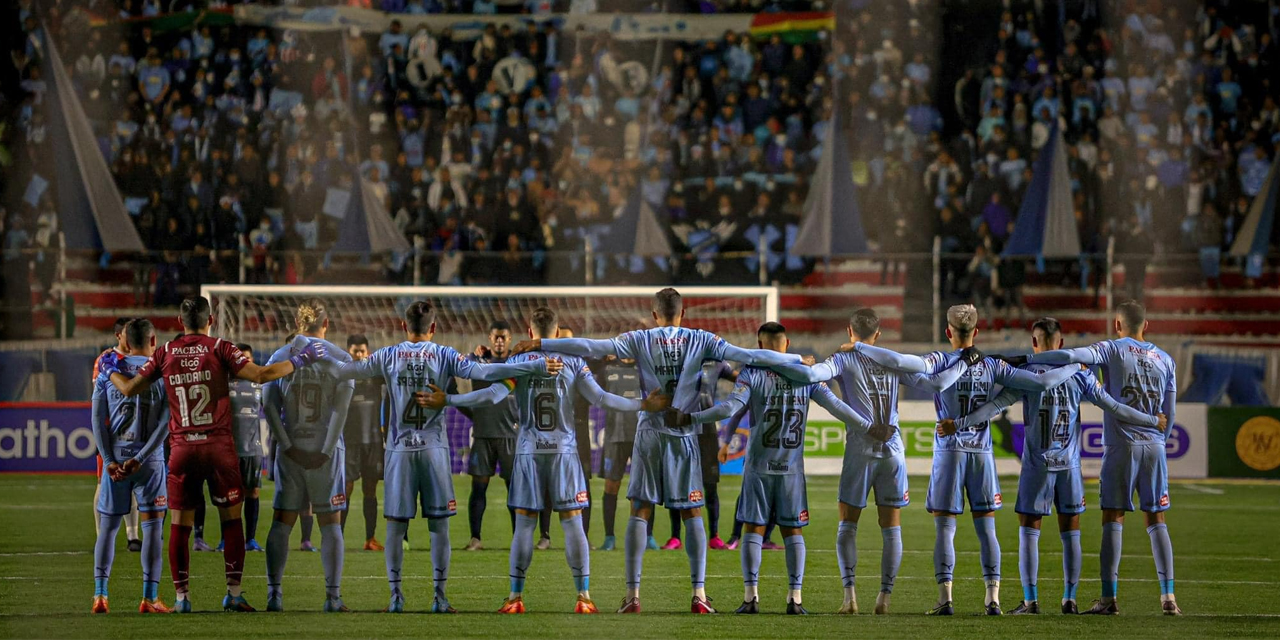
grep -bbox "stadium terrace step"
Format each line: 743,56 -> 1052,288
1024,264 -> 1280,289
1044,312 -> 1280,337
800,260 -> 909,287
32,308 -> 182,334
1023,287 -> 1280,314
31,283 -> 142,309
780,286 -> 906,310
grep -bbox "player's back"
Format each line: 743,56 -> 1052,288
98,354 -> 168,461
269,337 -> 352,452
510,351 -> 584,455
1015,364 -> 1091,470
738,366 -> 813,475
344,376 -> 384,446
612,326 -> 728,435
603,361 -> 642,443
139,334 -> 249,445
466,353 -> 519,439
824,350 -> 903,458
1091,337 -> 1175,446
929,351 -> 1003,453
365,339 -> 460,451
229,378 -> 263,457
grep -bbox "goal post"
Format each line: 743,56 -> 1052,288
201,285 -> 780,353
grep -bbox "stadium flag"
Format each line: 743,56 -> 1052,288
598,198 -> 672,257
334,170 -> 410,253
1002,121 -> 1079,259
792,108 -> 868,256
1229,154 -> 1278,263
41,27 -> 145,252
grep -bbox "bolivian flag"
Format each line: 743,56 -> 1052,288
749,12 -> 835,43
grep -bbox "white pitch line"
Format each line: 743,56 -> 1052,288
4,574 -> 1278,587
1181,484 -> 1227,495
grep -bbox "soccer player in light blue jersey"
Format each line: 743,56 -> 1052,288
940,317 -> 1167,615
262,300 -> 356,613
324,301 -> 563,614
690,322 -> 871,615
428,307 -> 668,614
768,308 -> 973,615
91,319 -> 171,614
853,304 -> 1079,616
1019,301 -> 1181,615
509,288 -> 804,614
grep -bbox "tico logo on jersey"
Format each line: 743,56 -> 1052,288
154,496 -> 167,507
1159,494 -> 1169,507
447,500 -> 458,511
993,493 -> 1002,507
331,494 -> 347,507
798,510 -> 809,523
688,490 -> 704,503
576,491 -> 589,504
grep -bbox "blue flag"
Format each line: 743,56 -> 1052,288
792,107 -> 868,256
1003,121 -> 1080,258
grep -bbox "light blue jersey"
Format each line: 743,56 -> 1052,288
267,337 -> 354,455
693,366 -> 868,475
957,367 -> 1161,471
1028,337 -> 1177,446
92,355 -> 169,465
329,340 -> 551,451
851,344 -> 1079,454
542,327 -> 801,436
509,352 -> 641,454
771,349 -> 967,459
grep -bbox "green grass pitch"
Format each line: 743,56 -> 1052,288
2,473 -> 1278,638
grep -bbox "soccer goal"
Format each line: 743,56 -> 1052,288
200,285 -> 779,352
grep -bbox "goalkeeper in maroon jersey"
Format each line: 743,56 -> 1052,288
105,296 -> 326,612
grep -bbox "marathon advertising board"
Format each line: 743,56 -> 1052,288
0,403 -> 97,473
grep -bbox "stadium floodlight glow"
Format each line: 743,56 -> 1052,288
201,285 -> 779,351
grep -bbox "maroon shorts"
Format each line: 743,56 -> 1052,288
167,436 -> 245,511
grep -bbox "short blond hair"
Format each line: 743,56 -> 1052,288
947,304 -> 978,337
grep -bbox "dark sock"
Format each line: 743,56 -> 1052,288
539,509 -> 551,539
193,501 -> 206,540
221,519 -> 246,588
508,506 -> 516,534
763,521 -> 776,543
580,487 -> 592,537
244,498 -> 260,542
301,513 -> 314,544
669,508 -> 681,541
646,512 -> 654,536
341,499 -> 349,532
603,492 -> 618,537
468,479 -> 488,540
364,481 -> 379,541
705,483 -> 719,538
169,524 -> 192,594
731,494 -> 745,539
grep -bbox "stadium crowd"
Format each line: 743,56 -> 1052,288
0,0 -> 1276,305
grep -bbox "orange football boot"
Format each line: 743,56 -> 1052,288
574,596 -> 599,614
498,597 -> 526,614
92,596 -> 109,614
139,599 -> 173,614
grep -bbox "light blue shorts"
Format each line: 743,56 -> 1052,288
508,452 -> 589,512
926,450 -> 1002,514
1015,465 -> 1086,516
838,451 -> 909,509
384,448 -> 456,519
626,429 -> 705,510
738,469 -> 808,527
98,458 -> 167,515
1099,444 -> 1169,512
273,448 -> 347,513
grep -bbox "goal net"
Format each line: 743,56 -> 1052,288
200,285 -> 779,353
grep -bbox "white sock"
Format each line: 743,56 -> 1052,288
788,588 -> 802,604
985,579 -> 1000,606
843,585 -> 856,603
938,580 -> 953,604
176,592 -> 188,602
693,586 -> 706,599
876,591 -> 890,608
744,584 -> 757,601
627,586 -> 639,599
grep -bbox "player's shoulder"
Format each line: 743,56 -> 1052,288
316,338 -> 351,363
